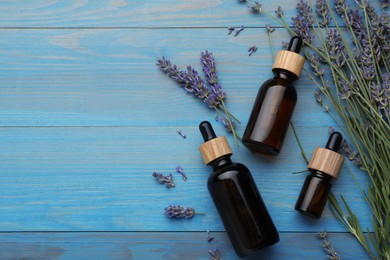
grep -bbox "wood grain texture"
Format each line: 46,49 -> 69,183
0,28 -> 334,127
0,126 -> 371,232
0,232 -> 369,260
0,0 -> 380,258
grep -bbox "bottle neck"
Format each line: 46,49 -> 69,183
273,69 -> 298,82
210,155 -> 232,171
310,169 -> 333,181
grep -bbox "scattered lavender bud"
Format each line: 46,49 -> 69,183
176,129 -> 186,139
220,115 -> 236,132
227,27 -> 235,35
207,230 -> 215,242
315,90 -> 323,106
175,165 -> 188,181
325,106 -> 330,112
328,126 -> 335,134
208,248 -> 221,260
275,6 -> 283,17
152,172 -> 176,188
215,115 -> 219,121
317,231 -> 341,260
266,24 -> 275,33
164,205 -> 196,219
248,45 -> 258,56
234,26 -> 244,37
249,1 -> 262,13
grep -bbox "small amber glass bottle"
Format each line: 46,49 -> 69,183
295,132 -> 345,218
242,36 -> 305,155
199,121 -> 279,257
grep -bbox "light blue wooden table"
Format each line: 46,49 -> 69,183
0,1 -> 376,259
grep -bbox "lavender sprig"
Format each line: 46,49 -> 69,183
175,165 -> 188,181
164,205 -> 201,219
152,172 -> 176,188
317,232 -> 341,260
208,249 -> 221,260
157,54 -> 241,145
206,230 -> 214,242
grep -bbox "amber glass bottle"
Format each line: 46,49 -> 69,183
295,132 -> 345,218
242,36 -> 305,155
199,121 -> 279,257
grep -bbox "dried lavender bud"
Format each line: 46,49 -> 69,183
315,90 -> 323,106
292,0 -> 315,43
340,139 -> 363,166
201,51 -> 226,106
316,232 -> 341,260
220,115 -> 236,132
275,6 -> 283,17
249,1 -> 262,13
234,26 -> 244,37
152,172 -> 176,188
227,27 -> 235,35
266,24 -> 275,33
325,30 -> 345,68
315,0 -> 331,27
176,129 -> 186,139
164,205 -> 195,219
175,165 -> 188,181
328,126 -> 335,134
381,0 -> 389,8
248,45 -> 258,56
337,78 -> 352,99
309,54 -> 325,76
208,249 -> 221,260
206,230 -> 215,242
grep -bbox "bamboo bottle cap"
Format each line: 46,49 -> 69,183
272,50 -> 305,78
198,121 -> 232,165
308,147 -> 345,178
199,136 -> 232,165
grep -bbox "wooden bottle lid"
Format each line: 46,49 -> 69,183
272,50 -> 305,78
199,136 -> 232,165
308,147 -> 345,178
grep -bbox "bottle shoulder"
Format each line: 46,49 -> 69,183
208,162 -> 250,181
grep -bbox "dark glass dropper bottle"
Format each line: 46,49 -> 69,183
199,121 -> 279,257
295,132 -> 345,218
243,36 -> 305,155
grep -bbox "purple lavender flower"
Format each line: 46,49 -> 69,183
227,27 -> 235,35
201,51 -> 226,107
340,139 -> 363,167
175,165 -> 188,181
234,26 -> 245,36
266,24 -> 275,33
248,45 -> 258,56
292,0 -> 315,43
309,54 -> 325,76
381,0 -> 389,8
315,90 -> 323,106
316,0 -> 331,27
337,78 -> 352,99
275,6 -> 283,17
208,249 -> 221,260
152,172 -> 176,188
249,1 -> 262,13
325,29 -> 346,68
220,116 -> 236,132
206,230 -> 214,242
164,205 -> 195,219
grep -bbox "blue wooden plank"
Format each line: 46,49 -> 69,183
0,1 -> 312,28
0,126 -> 372,232
0,232 -> 369,259
0,1 -> 384,28
0,28 -> 334,127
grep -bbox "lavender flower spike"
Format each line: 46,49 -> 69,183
164,205 -> 195,219
152,172 -> 176,188
201,51 -> 226,105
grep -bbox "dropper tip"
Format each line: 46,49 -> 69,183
199,121 -> 217,142
287,36 -> 303,54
